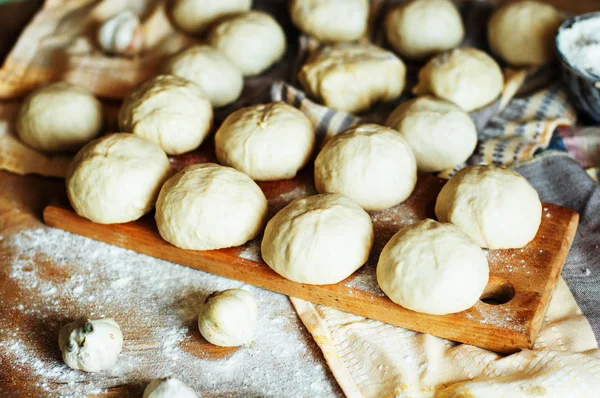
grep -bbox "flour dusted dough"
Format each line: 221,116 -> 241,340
155,164 -> 267,250
385,0 -> 464,60
215,102 -> 315,181
16,82 -> 103,152
144,378 -> 198,398
314,124 -> 416,211
377,219 -> 489,315
262,193 -> 373,285
171,0 -> 252,35
385,96 -> 477,172
290,0 -> 369,42
435,165 -> 542,249
66,133 -> 170,224
413,47 -> 503,112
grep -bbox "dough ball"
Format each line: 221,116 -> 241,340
385,0 -> 464,60
164,45 -> 243,108
290,0 -> 369,43
262,193 -> 374,285
215,102 -> 315,181
16,82 -> 103,152
97,10 -> 143,56
171,0 -> 252,35
156,163 -> 267,250
314,124 -> 417,211
413,47 -> 504,112
298,43 -> 406,113
488,1 -> 563,66
385,96 -> 477,172
58,317 -> 123,372
377,219 -> 489,315
435,165 -> 542,249
119,75 -> 213,155
144,378 -> 198,398
66,133 -> 171,224
198,289 -> 257,347
208,11 -> 286,76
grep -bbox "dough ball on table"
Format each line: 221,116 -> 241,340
171,0 -> 252,35
385,96 -> 477,172
488,1 -> 563,66
66,133 -> 171,224
156,163 -> 267,250
314,124 -> 417,211
262,193 -> 374,285
298,43 -> 406,113
208,11 -> 286,77
58,317 -> 123,372
119,75 -> 213,155
385,0 -> 464,60
144,377 -> 198,398
435,165 -> 542,249
377,219 -> 489,315
413,47 -> 504,112
290,0 -> 369,43
215,102 -> 315,181
16,82 -> 103,152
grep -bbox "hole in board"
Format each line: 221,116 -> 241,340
480,278 -> 515,305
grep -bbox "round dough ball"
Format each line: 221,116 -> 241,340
16,82 -> 103,152
298,43 -> 406,113
119,75 -> 213,155
261,193 -> 374,285
215,102 -> 315,181
198,289 -> 257,347
413,47 -> 504,112
144,378 -> 198,398
488,1 -> 563,66
290,0 -> 369,42
377,219 -> 489,315
385,0 -> 464,60
171,0 -> 252,35
66,133 -> 171,224
58,317 -> 123,372
385,96 -> 477,172
435,165 -> 542,249
314,124 -> 417,211
156,163 -> 267,250
208,11 -> 286,77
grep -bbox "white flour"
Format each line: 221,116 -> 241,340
558,16 -> 600,78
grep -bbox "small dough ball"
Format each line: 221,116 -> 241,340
198,289 -> 257,347
435,165 -> 542,249
66,133 -> 170,224
290,0 -> 369,42
377,219 -> 489,315
156,163 -> 267,250
58,317 -> 123,372
171,0 -> 252,35
144,377 -> 198,398
164,45 -> 243,107
413,47 -> 504,112
208,11 -> 286,77
385,0 -> 464,60
385,96 -> 477,172
16,82 -> 103,152
299,43 -> 406,113
119,75 -> 213,155
314,124 -> 417,211
215,102 -> 315,181
262,193 -> 374,285
488,1 -> 563,66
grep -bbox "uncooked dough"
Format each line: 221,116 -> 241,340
385,0 -> 464,60
314,124 -> 417,211
435,165 -> 542,249
377,219 -> 489,315
66,133 -> 170,224
16,82 -> 103,152
155,163 -> 267,250
261,193 -> 374,285
298,43 -> 406,113
385,96 -> 477,172
413,47 -> 504,112
171,0 -> 252,35
144,378 -> 198,398
215,102 -> 315,181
